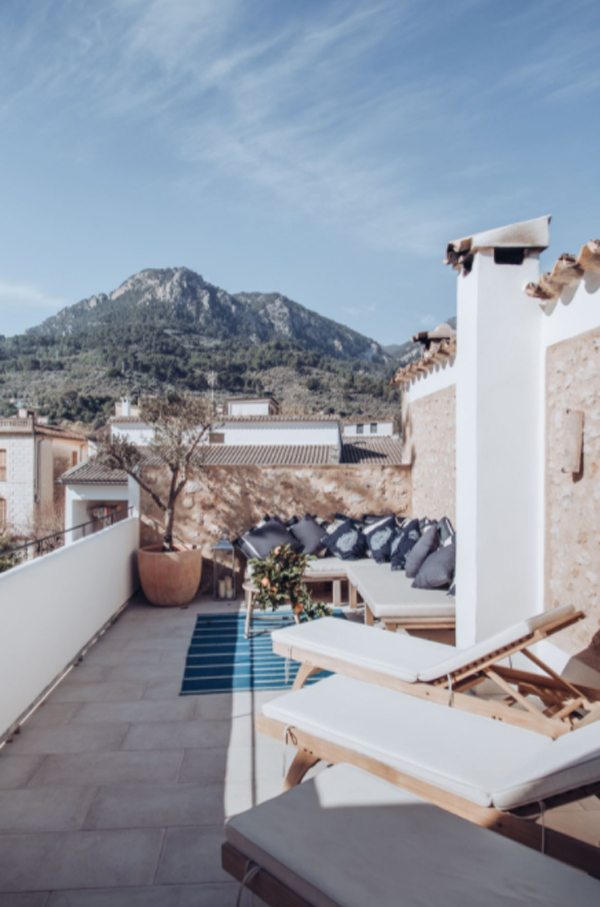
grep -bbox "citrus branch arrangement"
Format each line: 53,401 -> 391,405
250,545 -> 332,622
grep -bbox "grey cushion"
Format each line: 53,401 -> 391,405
412,538 -> 455,589
405,525 -> 439,578
437,516 -> 455,545
289,515 -> 327,556
241,520 -> 302,559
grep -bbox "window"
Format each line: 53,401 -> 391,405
0,498 -> 6,528
370,423 -> 377,434
72,451 -> 78,467
0,449 -> 6,482
356,424 -> 364,435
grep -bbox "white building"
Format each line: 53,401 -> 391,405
343,419 -> 396,438
0,411 -> 88,537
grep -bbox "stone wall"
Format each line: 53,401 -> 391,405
140,463 -> 411,589
402,385 -> 456,525
545,326 -> 600,666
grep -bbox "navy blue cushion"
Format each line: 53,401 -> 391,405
390,519 -> 421,571
321,519 -> 367,561
362,515 -> 397,564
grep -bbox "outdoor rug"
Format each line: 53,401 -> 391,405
180,611 -> 345,695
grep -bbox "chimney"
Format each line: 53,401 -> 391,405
448,215 -> 550,646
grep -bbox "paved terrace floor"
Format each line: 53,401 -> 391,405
0,594 -> 599,905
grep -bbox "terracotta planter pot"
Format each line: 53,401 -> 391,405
138,545 -> 203,607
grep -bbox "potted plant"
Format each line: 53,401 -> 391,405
250,545 -> 332,621
99,392 -> 213,606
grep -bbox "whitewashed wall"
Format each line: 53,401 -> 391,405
111,423 -> 155,445
64,482 -> 130,543
0,516 -> 139,740
343,421 -> 395,437
405,358 -> 456,404
222,422 -> 341,446
0,435 -> 35,534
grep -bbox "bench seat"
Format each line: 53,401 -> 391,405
224,764 -> 600,907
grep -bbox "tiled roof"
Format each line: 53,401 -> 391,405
341,438 -> 404,464
35,423 -> 87,442
391,325 -> 457,387
59,460 -> 128,485
525,239 -> 600,301
203,444 -> 336,466
109,416 -> 145,424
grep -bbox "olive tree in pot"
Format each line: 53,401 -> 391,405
99,393 -> 213,607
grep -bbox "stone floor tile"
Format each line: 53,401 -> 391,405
0,894 -> 51,907
55,666 -> 110,685
179,743 -> 282,785
8,725 -> 128,756
26,750 -> 184,789
103,663 -> 185,683
580,795 -> 600,811
222,775 -> 284,817
51,682 -> 145,703
47,884 -> 238,907
0,829 -> 164,892
71,699 -> 194,726
0,756 -> 46,791
545,808 -> 600,847
83,782 -> 225,829
142,681 -> 183,701
121,717 -> 245,751
155,826 -> 231,885
0,788 -> 98,833
21,704 -> 83,730
76,649 -> 163,667
193,692 -> 255,721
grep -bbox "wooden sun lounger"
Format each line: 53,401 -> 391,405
255,674 -> 600,878
272,604 -> 600,736
223,765 -> 600,907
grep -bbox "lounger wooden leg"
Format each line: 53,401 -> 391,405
332,579 -> 342,608
244,588 -> 253,639
292,663 -> 321,691
283,751 -> 320,791
349,582 -> 358,610
364,604 -> 374,626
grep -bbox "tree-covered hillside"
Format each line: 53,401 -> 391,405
0,268 -> 405,426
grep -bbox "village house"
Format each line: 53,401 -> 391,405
0,409 -> 87,539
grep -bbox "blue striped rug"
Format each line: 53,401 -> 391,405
180,611 -> 344,695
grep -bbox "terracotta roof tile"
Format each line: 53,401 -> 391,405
340,438 -> 404,464
391,336 -> 457,387
525,240 -> 600,301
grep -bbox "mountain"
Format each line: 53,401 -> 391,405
30,268 -> 385,363
0,268 -> 400,425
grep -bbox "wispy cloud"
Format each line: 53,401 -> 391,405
0,281 -> 66,336
0,0 -> 488,256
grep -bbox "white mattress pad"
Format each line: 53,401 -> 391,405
226,764 -> 600,907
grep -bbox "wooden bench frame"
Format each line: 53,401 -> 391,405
274,609 -> 600,736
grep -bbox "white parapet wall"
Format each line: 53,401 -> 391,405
0,516 -> 139,740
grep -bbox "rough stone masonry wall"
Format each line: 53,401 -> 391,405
140,463 -> 411,589
546,326 -> 600,668
402,385 -> 456,525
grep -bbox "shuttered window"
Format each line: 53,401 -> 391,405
0,498 -> 6,527
0,450 -> 6,482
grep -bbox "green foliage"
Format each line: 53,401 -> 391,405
98,392 -> 213,551
249,545 -> 331,621
0,534 -> 22,574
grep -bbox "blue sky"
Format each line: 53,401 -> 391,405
1,0 -> 599,344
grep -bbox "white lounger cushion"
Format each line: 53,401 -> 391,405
304,559 -> 349,578
263,675 -> 548,807
272,603 -> 576,684
418,603 -> 576,681
346,562 -> 454,618
226,765 -> 600,907
263,674 -> 600,810
272,617 -> 453,683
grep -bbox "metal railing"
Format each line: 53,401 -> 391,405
1,506 -> 134,563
